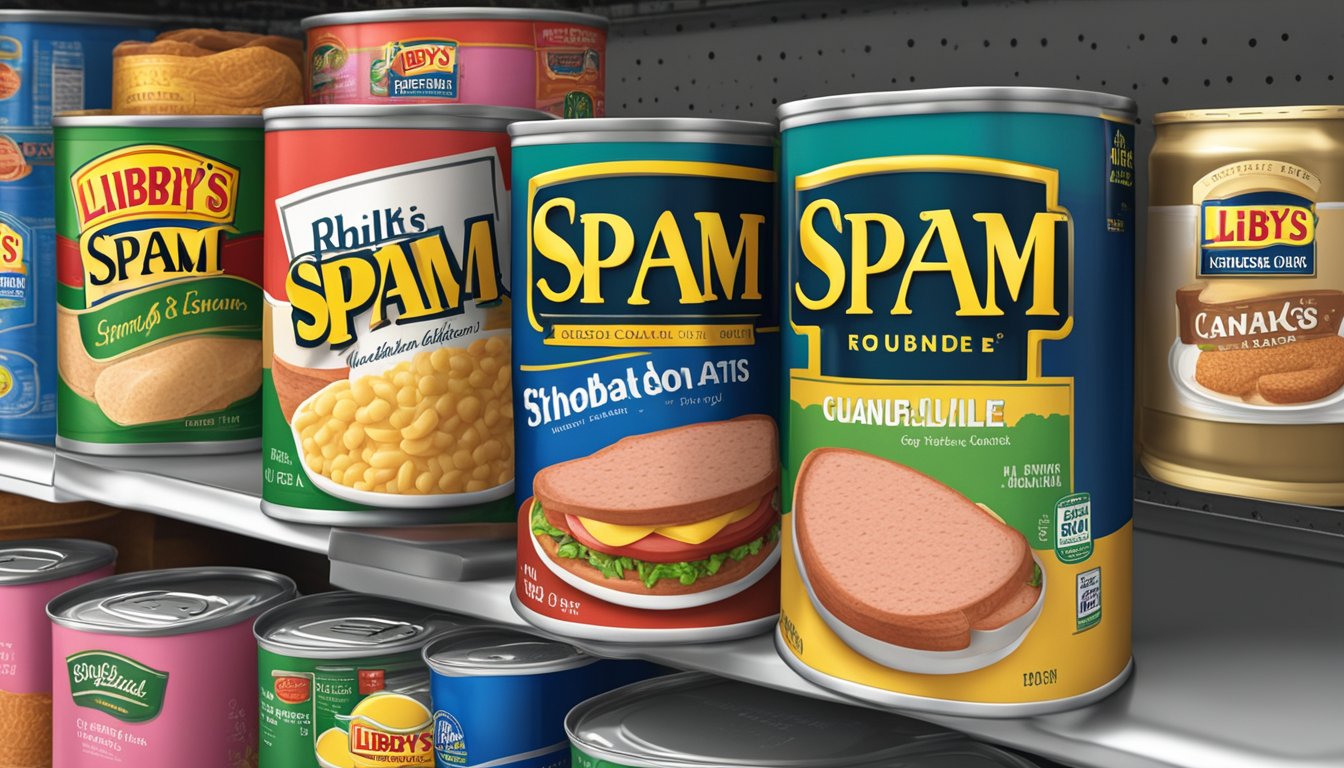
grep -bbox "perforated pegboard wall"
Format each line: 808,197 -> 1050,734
606,0 -> 1344,128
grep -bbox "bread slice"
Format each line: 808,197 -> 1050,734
534,415 -> 778,526
795,448 -> 1034,652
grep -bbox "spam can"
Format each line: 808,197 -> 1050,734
508,118 -> 781,642
777,87 -> 1136,715
0,11 -> 157,443
302,9 -> 606,118
48,567 -> 296,768
564,671 -> 1030,768
0,539 -> 115,768
1141,107 -> 1344,505
262,104 -> 548,526
52,115 -> 265,455
255,592 -> 468,768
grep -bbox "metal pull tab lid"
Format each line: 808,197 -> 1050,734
0,547 -> 65,574
100,590 -> 229,626
294,617 -> 423,648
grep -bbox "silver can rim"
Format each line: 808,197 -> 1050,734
423,626 -> 592,677
509,117 -> 776,146
778,86 -> 1138,130
0,10 -> 159,27
0,539 -> 116,586
52,114 -> 263,129
48,567 -> 297,637
254,591 -> 449,658
263,103 -> 554,132
301,7 -> 608,31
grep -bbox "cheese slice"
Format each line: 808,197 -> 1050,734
577,499 -> 762,548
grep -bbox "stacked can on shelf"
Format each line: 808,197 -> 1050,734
0,11 -> 157,444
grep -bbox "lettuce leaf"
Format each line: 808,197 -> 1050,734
530,500 -> 779,589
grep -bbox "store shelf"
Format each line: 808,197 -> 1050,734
331,502 -> 1344,768
0,439 -> 330,553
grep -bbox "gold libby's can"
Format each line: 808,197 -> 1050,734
1141,106 -> 1344,505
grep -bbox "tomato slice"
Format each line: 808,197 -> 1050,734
565,494 -> 778,563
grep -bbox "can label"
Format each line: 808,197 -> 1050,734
306,18 -> 605,118
512,148 -> 781,637
54,124 -> 263,448
780,113 -> 1133,707
66,650 -> 169,724
1150,160 -> 1344,422
262,128 -> 515,520
259,648 -> 432,768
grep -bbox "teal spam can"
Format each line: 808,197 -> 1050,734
776,88 -> 1137,715
0,11 -> 157,443
508,118 -> 782,642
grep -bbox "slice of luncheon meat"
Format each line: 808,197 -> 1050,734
795,448 -> 1033,652
971,582 -> 1041,631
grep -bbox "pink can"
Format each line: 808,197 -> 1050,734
301,8 -> 607,118
0,540 -> 116,768
47,567 -> 296,768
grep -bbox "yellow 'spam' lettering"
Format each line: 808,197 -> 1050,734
288,221 -> 501,349
797,199 -> 1064,317
533,196 -> 766,307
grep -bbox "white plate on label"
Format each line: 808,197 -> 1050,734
793,515 -> 1044,675
289,382 -> 513,510
530,521 -> 780,611
1169,339 -> 1344,423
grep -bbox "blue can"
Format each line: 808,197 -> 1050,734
0,11 -> 156,442
424,626 -> 653,768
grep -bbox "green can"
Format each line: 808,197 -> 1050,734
254,592 -> 466,768
52,114 -> 264,455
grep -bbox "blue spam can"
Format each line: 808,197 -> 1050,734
424,626 -> 653,768
0,11 -> 156,442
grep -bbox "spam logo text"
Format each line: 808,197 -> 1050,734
1199,192 -> 1317,276
72,146 -> 241,306
286,212 -> 503,350
790,156 -> 1072,381
525,162 -> 777,342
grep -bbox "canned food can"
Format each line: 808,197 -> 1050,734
0,539 -> 115,768
508,118 -> 781,643
776,87 -> 1136,715
261,104 -> 548,526
0,11 -> 157,443
301,9 -> 607,118
1141,106 -> 1344,504
52,114 -> 265,455
48,567 -> 297,768
254,592 -> 467,768
424,626 -> 597,768
566,671 -> 976,768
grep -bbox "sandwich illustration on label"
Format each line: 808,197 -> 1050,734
793,448 -> 1043,674
529,415 -> 781,610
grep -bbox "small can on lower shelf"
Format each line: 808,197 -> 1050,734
48,567 -> 296,768
0,539 -> 115,768
254,591 -> 468,768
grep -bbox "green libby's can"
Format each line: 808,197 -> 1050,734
52,114 -> 264,455
254,591 -> 467,768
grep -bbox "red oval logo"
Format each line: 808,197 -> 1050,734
274,675 -> 311,704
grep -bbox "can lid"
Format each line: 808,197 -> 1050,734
0,540 -> 115,586
48,567 -> 296,637
263,104 -> 554,132
424,626 -> 590,676
254,591 -> 463,658
565,672 -> 955,767
0,10 -> 159,26
52,114 -> 263,129
777,87 -> 1137,130
1153,104 -> 1344,125
509,117 -> 776,146
301,7 -> 608,31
